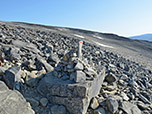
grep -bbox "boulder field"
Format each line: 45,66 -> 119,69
0,22 -> 152,114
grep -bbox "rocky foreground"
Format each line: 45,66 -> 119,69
0,21 -> 152,114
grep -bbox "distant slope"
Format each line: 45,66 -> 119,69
129,34 -> 152,42
0,21 -> 152,69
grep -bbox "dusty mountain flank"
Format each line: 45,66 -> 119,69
0,21 -> 152,114
6,21 -> 152,69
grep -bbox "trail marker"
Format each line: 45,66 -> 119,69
78,41 -> 83,58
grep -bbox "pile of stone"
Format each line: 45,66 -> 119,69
0,22 -> 151,114
37,50 -> 105,114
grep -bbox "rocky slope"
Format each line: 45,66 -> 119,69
0,21 -> 152,114
12,21 -> 152,70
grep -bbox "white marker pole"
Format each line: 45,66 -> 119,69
78,41 -> 83,58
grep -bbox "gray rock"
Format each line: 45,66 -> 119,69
0,67 -> 6,75
11,39 -> 27,48
90,97 -> 99,109
120,101 -> 141,114
26,98 -> 39,107
24,43 -> 40,54
74,62 -> 84,70
106,97 -> 118,113
98,97 -> 106,106
48,53 -> 60,65
75,71 -> 86,83
0,81 -> 35,114
51,105 -> 66,114
105,73 -> 117,84
3,66 -> 21,89
38,58 -> 54,72
9,47 -> 21,61
94,107 -> 106,114
118,63 -> 125,69
40,98 -> 48,107
120,92 -> 129,101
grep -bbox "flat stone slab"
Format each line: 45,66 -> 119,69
0,81 -> 34,114
37,67 -> 105,114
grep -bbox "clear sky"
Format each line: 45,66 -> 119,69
0,0 -> 151,37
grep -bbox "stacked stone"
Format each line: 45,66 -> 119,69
37,50 -> 105,114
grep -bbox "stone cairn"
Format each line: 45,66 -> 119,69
37,41 -> 105,114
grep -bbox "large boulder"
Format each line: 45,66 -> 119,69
0,81 -> 35,114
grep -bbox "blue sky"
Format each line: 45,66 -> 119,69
0,0 -> 151,37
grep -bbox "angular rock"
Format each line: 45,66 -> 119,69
74,62 -> 84,70
9,47 -> 21,61
90,97 -> 99,109
37,67 -> 105,114
0,67 -> 6,75
48,52 -> 60,66
0,81 -> 34,114
38,58 -> 54,72
75,71 -> 86,83
106,97 -> 118,113
3,66 -> 21,89
120,101 -> 141,114
94,107 -> 106,114
51,105 -> 66,114
105,73 -> 117,84
120,92 -> 129,101
40,98 -> 48,107
11,39 -> 27,48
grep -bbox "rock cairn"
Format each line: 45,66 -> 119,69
0,22 -> 151,114
37,50 -> 105,114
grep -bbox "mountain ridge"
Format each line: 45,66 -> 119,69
129,33 -> 152,42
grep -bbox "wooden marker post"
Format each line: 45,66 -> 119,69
78,41 -> 83,58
